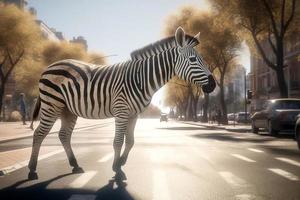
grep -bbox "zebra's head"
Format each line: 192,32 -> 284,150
174,27 -> 216,93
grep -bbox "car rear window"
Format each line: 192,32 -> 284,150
273,101 -> 300,109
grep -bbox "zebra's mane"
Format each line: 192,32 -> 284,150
130,35 -> 198,60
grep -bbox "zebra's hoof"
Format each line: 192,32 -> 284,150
28,172 -> 38,180
72,167 -> 84,174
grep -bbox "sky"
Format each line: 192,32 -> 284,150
27,0 -> 250,108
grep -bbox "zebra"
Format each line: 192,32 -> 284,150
28,27 -> 216,181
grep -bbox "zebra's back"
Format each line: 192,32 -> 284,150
39,59 -> 127,119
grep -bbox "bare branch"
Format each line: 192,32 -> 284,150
262,0 -> 280,38
0,56 -> 7,82
280,0 -> 286,34
252,31 -> 277,70
283,0 -> 296,36
268,30 -> 277,54
3,50 -> 25,83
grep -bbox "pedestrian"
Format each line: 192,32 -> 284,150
19,93 -> 27,125
217,109 -> 222,126
30,97 -> 38,130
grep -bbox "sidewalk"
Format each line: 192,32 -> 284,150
0,118 -> 114,143
182,121 -> 252,132
0,121 -> 61,143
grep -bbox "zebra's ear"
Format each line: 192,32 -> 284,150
194,32 -> 200,42
175,27 -> 186,47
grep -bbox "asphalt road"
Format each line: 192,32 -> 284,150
0,118 -> 299,200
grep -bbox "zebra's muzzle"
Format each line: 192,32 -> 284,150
202,75 -> 216,93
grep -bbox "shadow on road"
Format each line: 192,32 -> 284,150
0,173 -> 135,200
157,126 -> 215,131
191,133 -> 277,143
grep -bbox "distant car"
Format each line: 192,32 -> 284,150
227,113 -> 235,121
235,112 -> 251,123
160,113 -> 168,122
295,114 -> 300,149
251,98 -> 300,135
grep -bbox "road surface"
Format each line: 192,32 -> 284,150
0,118 -> 299,200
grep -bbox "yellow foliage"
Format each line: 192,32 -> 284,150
42,41 -> 87,65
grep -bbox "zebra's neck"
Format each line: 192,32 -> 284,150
138,47 -> 178,99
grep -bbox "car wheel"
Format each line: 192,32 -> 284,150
251,120 -> 258,134
296,127 -> 300,149
268,120 -> 278,136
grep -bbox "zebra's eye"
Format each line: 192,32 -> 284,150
189,56 -> 197,63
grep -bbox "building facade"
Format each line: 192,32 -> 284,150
70,36 -> 88,51
250,36 -> 300,111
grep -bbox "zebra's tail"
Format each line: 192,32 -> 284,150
30,96 -> 41,130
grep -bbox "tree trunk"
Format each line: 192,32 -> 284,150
0,90 -> 3,119
202,93 -> 209,122
276,42 -> 288,98
219,74 -> 228,125
0,81 -> 5,119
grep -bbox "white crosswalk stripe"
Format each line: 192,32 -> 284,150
231,154 -> 256,162
69,171 -> 98,188
247,148 -> 264,153
97,153 -> 114,163
153,169 -> 171,200
276,157 -> 300,167
219,171 -> 255,199
268,168 -> 299,181
219,171 -> 249,188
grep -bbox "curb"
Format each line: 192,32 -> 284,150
182,121 -> 251,132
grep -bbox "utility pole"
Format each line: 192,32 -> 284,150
244,69 -> 247,122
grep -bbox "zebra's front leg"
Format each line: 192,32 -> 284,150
112,118 -> 127,181
119,116 -> 137,166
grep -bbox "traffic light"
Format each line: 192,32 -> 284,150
247,90 -> 253,100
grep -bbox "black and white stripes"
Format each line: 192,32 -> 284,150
28,27 -> 216,181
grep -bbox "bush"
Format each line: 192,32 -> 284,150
8,110 -> 22,122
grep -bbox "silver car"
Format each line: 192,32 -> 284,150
251,99 -> 300,135
295,114 -> 300,149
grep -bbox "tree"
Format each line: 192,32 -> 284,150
22,42 -> 106,97
211,0 -> 299,97
163,6 -> 241,124
202,26 -> 241,124
87,52 -> 107,65
42,41 -> 87,65
0,4 -> 42,115
163,77 -> 190,119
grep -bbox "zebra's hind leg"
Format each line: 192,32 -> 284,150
119,116 -> 137,166
28,113 -> 57,180
58,109 -> 83,174
112,118 -> 127,182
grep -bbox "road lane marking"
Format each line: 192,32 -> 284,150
276,157 -> 300,167
0,149 -> 64,175
68,194 -> 96,200
153,169 -> 170,200
97,153 -> 113,163
219,171 -> 249,188
231,154 -> 256,162
69,171 -> 97,188
219,172 -> 256,199
247,148 -> 264,153
235,194 -> 256,200
268,168 -> 299,181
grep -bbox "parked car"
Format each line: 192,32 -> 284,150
227,113 -> 236,121
295,114 -> 300,149
251,98 -> 300,135
235,112 -> 251,123
160,113 -> 168,122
